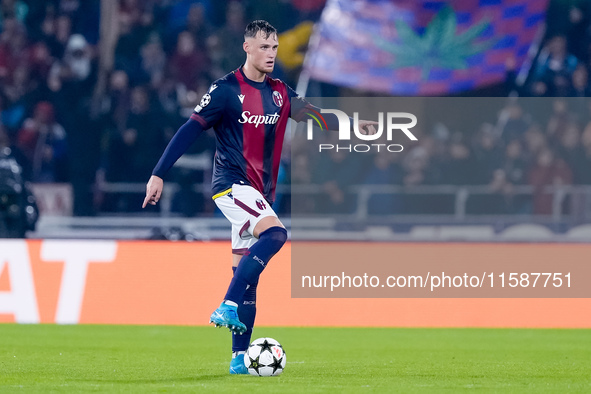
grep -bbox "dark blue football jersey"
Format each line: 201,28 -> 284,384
191,67 -> 307,203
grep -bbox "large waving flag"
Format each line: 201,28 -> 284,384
304,0 -> 548,95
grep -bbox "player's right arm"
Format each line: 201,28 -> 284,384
142,82 -> 227,208
143,175 -> 164,207
141,117 -> 204,208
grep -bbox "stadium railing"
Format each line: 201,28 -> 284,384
90,182 -> 591,221
24,182 -> 591,240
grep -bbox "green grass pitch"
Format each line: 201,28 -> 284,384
0,324 -> 589,393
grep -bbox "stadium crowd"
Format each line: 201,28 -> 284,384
290,98 -> 591,217
0,0 -> 324,216
519,0 -> 591,98
0,0 -> 590,218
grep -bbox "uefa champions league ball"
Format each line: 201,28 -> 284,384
244,337 -> 286,376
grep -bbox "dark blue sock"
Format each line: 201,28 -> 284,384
224,226 -> 287,305
232,266 -> 258,352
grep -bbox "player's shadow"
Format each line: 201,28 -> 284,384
72,373 -> 230,385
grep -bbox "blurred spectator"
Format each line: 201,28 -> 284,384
214,1 -> 246,71
155,75 -> 183,130
164,2 -> 212,51
0,0 -> 28,29
114,8 -> 150,83
0,16 -> 25,78
580,99 -> 591,126
49,33 -> 98,216
0,123 -> 9,148
47,33 -> 97,136
108,86 -> 164,182
118,0 -> 143,27
100,69 -> 132,136
22,1 -> 50,42
546,98 -> 575,143
499,102 -> 530,143
28,42 -> 54,88
530,35 -> 579,96
205,33 -> 226,80
43,14 -> 73,59
441,136 -> 479,185
483,169 -> 516,214
570,65 -> 591,96
166,0 -> 215,40
523,124 -> 548,162
140,32 -> 167,87
1,66 -> 37,125
71,0 -> 100,45
185,3 -> 212,47
546,0 -> 590,62
0,91 -> 25,131
59,0 -> 80,17
168,30 -> 209,91
502,139 -> 527,186
557,122 -> 585,183
578,123 -> 591,184
528,148 -> 572,215
495,139 -> 529,214
16,101 -> 67,182
99,70 -> 131,210
0,15 -> 28,69
363,153 -> 403,215
291,153 -> 311,186
402,146 -> 430,186
48,33 -> 95,93
312,149 -> 362,214
472,123 -> 503,184
123,85 -> 166,181
104,85 -> 165,211
400,144 -> 447,213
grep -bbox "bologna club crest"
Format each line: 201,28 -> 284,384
272,91 -> 283,107
256,199 -> 267,210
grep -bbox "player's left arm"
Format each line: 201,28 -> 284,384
285,84 -> 378,135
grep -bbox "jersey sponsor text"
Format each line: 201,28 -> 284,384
238,111 -> 280,127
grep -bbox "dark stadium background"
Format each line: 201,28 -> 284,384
0,0 -> 588,241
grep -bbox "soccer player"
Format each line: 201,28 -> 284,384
142,20 -> 376,374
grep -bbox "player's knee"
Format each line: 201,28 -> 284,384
260,226 -> 287,253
